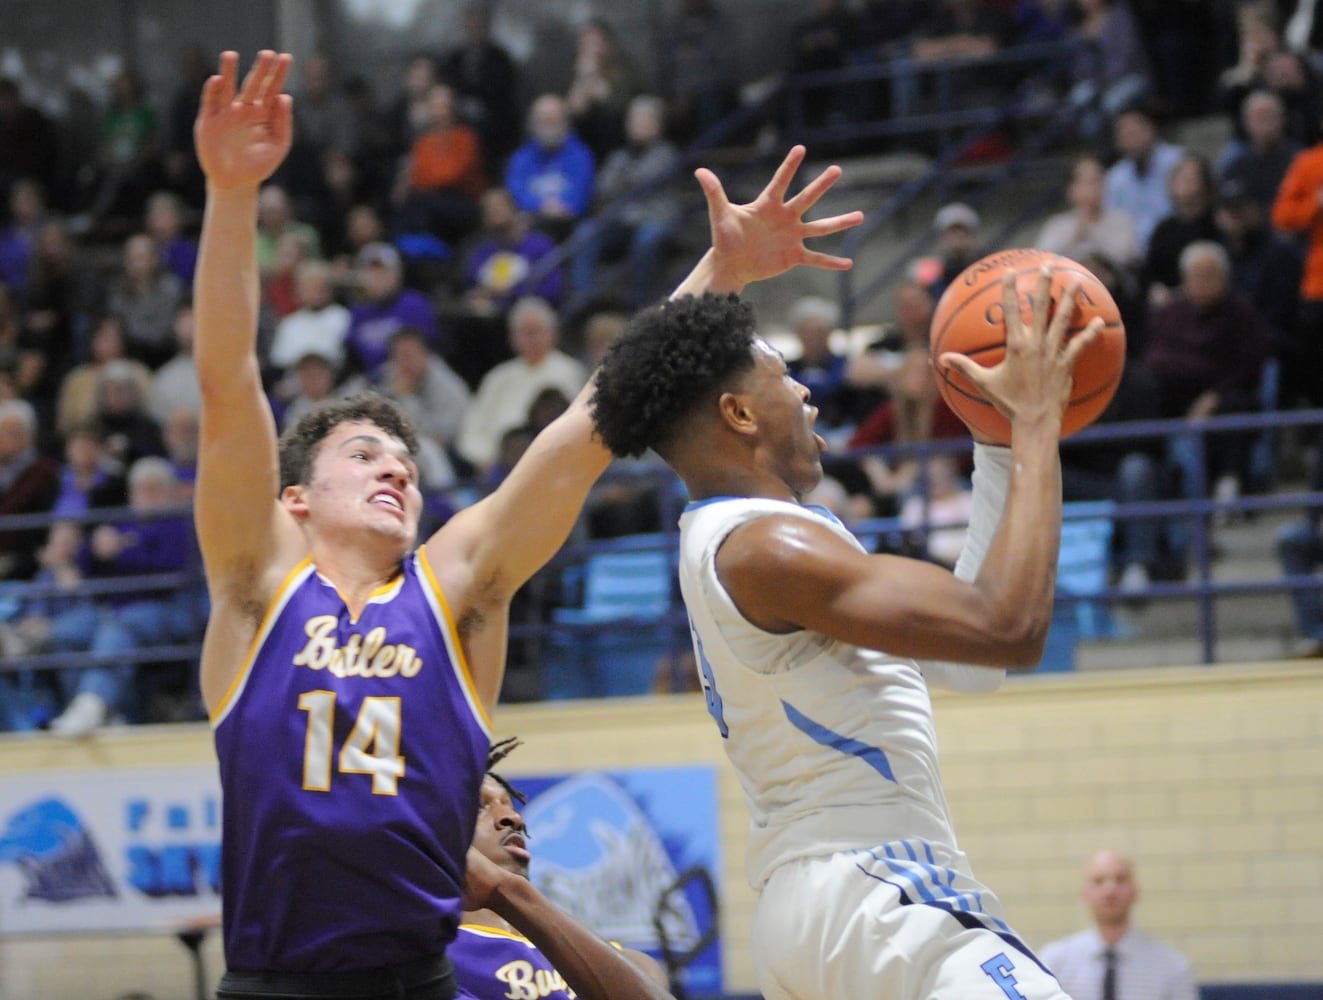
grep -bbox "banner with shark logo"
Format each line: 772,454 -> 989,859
0,765 -> 221,935
514,766 -> 723,998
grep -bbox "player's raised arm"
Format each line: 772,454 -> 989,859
428,148 -> 864,638
192,51 -> 299,705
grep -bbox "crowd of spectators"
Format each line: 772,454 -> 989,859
4,0 -> 1323,728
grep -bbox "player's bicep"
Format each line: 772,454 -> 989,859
718,519 -> 1027,667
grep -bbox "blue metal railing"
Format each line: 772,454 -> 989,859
2,410 -> 1321,693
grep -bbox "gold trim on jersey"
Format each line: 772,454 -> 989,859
315,568 -> 405,624
416,548 -> 493,735
210,558 -> 316,727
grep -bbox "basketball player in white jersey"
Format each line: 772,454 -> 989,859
589,271 -> 1100,1000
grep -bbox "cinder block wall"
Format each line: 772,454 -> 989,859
1,662 -> 1319,999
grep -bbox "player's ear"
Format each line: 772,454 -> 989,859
281,483 -> 309,519
716,390 -> 757,436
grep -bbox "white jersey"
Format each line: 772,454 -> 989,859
676,444 -> 1014,892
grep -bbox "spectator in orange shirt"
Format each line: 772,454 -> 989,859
394,82 -> 485,245
1271,130 -> 1323,408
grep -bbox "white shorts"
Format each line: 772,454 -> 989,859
751,843 -> 1072,1000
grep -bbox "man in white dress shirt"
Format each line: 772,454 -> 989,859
1041,849 -> 1199,1000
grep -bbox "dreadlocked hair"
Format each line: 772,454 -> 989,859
486,736 -> 526,805
590,292 -> 759,458
278,391 -> 420,492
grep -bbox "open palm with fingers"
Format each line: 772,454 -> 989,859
194,50 -> 294,191
696,145 -> 864,288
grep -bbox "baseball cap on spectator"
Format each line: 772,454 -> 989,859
356,242 -> 402,272
934,202 -> 980,233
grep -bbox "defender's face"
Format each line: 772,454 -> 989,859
297,422 -> 423,550
746,339 -> 825,500
473,776 -> 530,878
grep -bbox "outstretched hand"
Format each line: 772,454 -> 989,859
194,50 -> 293,192
940,266 -> 1103,434
697,145 -> 863,291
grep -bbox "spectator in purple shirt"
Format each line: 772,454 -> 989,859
47,456 -> 203,735
345,241 -> 439,376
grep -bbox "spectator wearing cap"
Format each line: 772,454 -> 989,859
1272,122 -> 1323,407
1214,175 -> 1302,378
1218,89 -> 1300,214
1036,154 -> 1141,272
1104,106 -> 1185,254
925,202 -> 982,303
345,242 -> 440,377
456,296 -> 586,472
0,398 -> 61,581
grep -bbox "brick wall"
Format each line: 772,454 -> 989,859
1,662 -> 1319,998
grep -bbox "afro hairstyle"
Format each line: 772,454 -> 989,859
590,292 -> 760,459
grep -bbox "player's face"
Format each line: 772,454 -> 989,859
473,776 -> 531,878
746,339 -> 825,500
298,421 -> 423,550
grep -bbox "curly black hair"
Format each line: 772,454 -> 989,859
278,391 -> 420,492
590,292 -> 759,459
486,735 -> 526,805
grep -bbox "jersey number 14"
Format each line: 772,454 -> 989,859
298,691 -> 405,795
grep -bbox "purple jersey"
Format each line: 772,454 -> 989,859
212,551 -> 492,972
452,924 -> 604,1000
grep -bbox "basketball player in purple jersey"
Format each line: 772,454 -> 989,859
455,739 -> 673,1000
192,51 -> 861,1000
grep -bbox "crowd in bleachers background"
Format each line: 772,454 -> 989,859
3,0 -> 1323,732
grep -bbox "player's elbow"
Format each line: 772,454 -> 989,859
986,606 -> 1052,668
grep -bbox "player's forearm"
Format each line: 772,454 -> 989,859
971,419 -> 1062,665
488,878 -> 674,1000
194,185 -> 261,380
670,248 -> 746,299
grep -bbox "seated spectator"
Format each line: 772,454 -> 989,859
0,178 -> 47,295
570,95 -> 682,307
580,306 -> 630,368
262,228 -> 313,321
505,94 -> 596,242
899,454 -> 972,569
1104,106 -> 1184,254
0,281 -> 44,410
56,314 -> 153,438
463,186 -> 564,313
161,406 -> 200,500
106,233 -> 186,369
144,190 -> 198,286
1275,445 -> 1323,658
0,399 -> 61,580
386,53 -> 441,160
911,0 -> 1011,61
456,297 -> 588,472
348,327 -> 471,490
0,519 -> 82,731
267,260 -> 351,377
657,0 -> 740,143
282,52 -> 358,218
78,68 -> 163,233
565,17 -> 640,161
1065,0 -> 1153,149
1262,49 -> 1323,149
1218,89 -> 1300,212
0,77 -> 60,208
846,347 -> 969,514
1142,154 -> 1219,309
52,420 -> 127,519
1216,0 -> 1283,139
1144,241 -> 1269,505
784,295 -> 855,433
1272,124 -> 1323,409
254,184 -> 321,279
922,202 -> 984,303
1036,154 -> 1141,272
22,220 -> 103,391
276,348 -> 344,432
392,82 -> 486,247
1214,177 -> 1303,376
92,361 -> 167,468
346,242 -> 440,378
148,302 -> 201,425
46,456 -> 202,735
439,0 -> 522,164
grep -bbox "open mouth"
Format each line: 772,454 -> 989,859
371,491 -> 404,512
502,831 -> 531,861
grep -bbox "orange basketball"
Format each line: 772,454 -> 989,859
929,248 -> 1126,445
